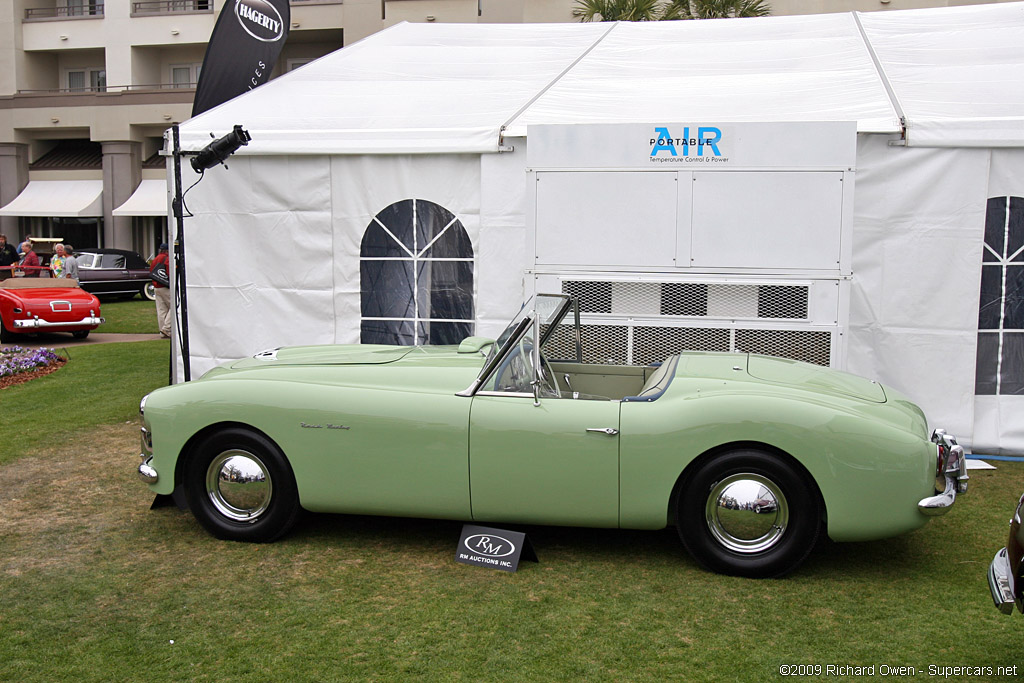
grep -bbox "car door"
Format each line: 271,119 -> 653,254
469,393 -> 621,528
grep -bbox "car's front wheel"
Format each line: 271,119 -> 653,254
184,428 -> 301,543
142,282 -> 156,301
71,330 -> 89,339
676,449 -> 820,578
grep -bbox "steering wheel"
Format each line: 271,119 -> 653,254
491,343 -> 561,398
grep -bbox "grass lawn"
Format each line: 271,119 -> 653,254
96,297 -> 159,334
1,343 -> 1022,681
0,340 -> 169,466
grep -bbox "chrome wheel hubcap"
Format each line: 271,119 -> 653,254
206,449 -> 273,522
705,473 -> 789,554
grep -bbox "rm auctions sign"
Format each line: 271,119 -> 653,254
455,525 -> 538,572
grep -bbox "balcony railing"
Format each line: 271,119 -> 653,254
25,4 -> 104,19
131,0 -> 211,15
17,83 -> 198,95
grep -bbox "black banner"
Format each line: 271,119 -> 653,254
192,0 -> 290,117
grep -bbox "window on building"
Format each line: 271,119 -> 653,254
977,196 -> 1024,395
170,64 -> 202,88
66,68 -> 105,92
287,58 -> 314,72
360,199 -> 474,346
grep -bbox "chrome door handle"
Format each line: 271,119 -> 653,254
586,427 -> 619,436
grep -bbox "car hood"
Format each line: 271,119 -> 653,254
230,344 -> 418,369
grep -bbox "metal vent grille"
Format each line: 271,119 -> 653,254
633,326 -> 730,366
543,324 -> 831,367
562,280 -> 809,320
735,329 -> 831,366
544,324 -> 629,364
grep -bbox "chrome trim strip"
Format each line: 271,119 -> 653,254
989,547 -> 1017,615
14,315 -> 104,329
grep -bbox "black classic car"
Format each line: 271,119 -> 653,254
76,249 -> 155,301
990,491 -> 1024,615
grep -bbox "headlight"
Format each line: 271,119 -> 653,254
139,393 -> 149,418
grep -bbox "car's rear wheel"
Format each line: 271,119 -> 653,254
184,428 -> 301,543
142,282 -> 156,301
71,330 -> 89,339
0,315 -> 14,343
676,449 -> 820,578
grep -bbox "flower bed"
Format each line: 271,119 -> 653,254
0,346 -> 66,389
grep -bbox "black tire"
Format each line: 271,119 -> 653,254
676,449 -> 820,578
184,428 -> 301,543
71,330 -> 89,339
0,315 -> 14,343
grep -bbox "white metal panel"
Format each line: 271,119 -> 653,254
690,171 -> 844,270
534,171 -> 678,268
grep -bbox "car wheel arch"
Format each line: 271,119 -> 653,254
667,440 -> 827,531
173,421 -> 295,499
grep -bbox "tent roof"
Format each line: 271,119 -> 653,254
179,2 -> 1024,155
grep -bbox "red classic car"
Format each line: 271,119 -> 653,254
0,276 -> 104,342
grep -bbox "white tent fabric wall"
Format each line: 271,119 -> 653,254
846,135 -> 989,446
176,155 -> 335,376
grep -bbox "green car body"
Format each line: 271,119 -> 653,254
138,295 -> 966,577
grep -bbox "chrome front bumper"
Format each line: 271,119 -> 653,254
917,429 -> 969,516
137,425 -> 158,484
138,458 -> 158,484
14,315 -> 104,329
989,548 -> 1017,615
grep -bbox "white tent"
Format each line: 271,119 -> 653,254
173,2 -> 1024,453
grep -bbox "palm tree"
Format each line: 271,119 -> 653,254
572,0 -> 668,22
668,0 -> 771,19
573,0 -> 770,22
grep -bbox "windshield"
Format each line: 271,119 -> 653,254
482,294 -> 570,369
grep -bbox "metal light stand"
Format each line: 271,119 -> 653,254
171,124 -> 192,382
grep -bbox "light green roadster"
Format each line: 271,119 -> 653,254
137,294 -> 968,577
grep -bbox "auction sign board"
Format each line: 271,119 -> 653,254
455,525 -> 538,572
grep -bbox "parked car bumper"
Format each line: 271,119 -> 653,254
917,429 -> 969,516
14,315 -> 103,330
989,547 -> 1017,614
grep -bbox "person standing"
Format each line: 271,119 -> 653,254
63,245 -> 79,282
19,242 -> 40,276
49,243 -> 66,279
151,243 -> 172,338
0,234 -> 18,280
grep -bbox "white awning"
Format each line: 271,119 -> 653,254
0,180 -> 103,217
113,179 -> 169,217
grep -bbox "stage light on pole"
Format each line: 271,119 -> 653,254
190,125 -> 251,173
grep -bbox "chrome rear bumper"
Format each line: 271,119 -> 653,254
14,315 -> 103,329
917,430 -> 968,516
989,548 -> 1017,615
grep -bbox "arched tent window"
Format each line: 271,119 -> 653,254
360,199 -> 474,346
977,196 -> 1024,394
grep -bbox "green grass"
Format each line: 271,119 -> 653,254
1,343 -> 1022,681
96,297 -> 159,334
0,340 -> 169,466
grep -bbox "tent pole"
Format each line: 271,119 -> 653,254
171,124 -> 192,382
